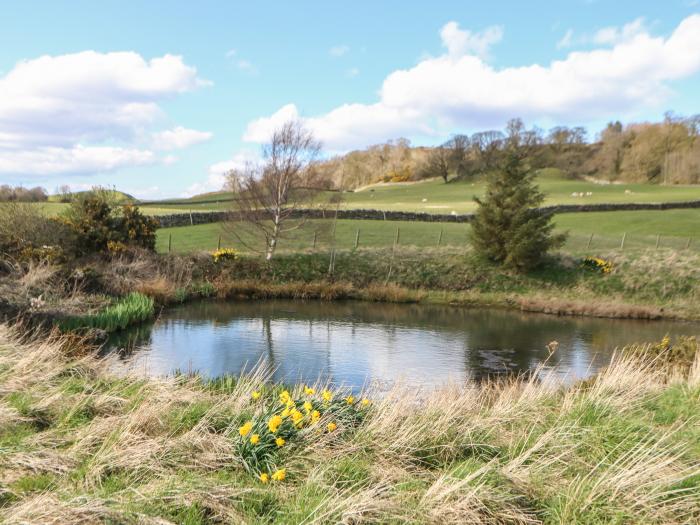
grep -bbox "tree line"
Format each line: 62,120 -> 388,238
314,113 -> 700,189
0,185 -> 49,202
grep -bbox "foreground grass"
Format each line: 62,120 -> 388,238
0,325 -> 698,523
155,209 -> 700,255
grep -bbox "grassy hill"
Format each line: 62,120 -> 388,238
47,189 -> 136,204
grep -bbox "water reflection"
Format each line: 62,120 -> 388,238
103,300 -> 700,389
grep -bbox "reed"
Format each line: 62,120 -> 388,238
57,292 -> 154,333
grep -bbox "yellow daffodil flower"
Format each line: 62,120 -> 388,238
304,385 -> 315,395
311,410 -> 321,423
275,437 -> 285,447
345,395 -> 355,405
268,415 -> 283,433
303,401 -> 313,413
250,434 -> 260,445
239,421 -> 253,437
322,390 -> 333,402
251,391 -> 261,400
271,468 -> 286,481
259,472 -> 269,484
327,422 -> 337,432
361,398 -> 370,406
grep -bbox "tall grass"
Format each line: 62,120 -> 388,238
57,292 -> 154,333
0,324 -> 698,523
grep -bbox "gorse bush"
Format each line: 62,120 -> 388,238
0,202 -> 74,261
60,189 -> 158,256
58,292 -> 154,332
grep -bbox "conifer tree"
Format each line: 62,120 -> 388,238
471,147 -> 566,271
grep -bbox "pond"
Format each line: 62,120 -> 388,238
104,300 -> 700,390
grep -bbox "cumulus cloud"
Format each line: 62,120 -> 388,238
0,50 -> 209,176
556,29 -> 574,49
593,17 -> 647,45
244,15 -> 700,151
184,150 -> 260,197
152,126 -> 212,150
440,21 -> 503,59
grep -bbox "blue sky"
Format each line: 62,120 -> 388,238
1,0 -> 699,198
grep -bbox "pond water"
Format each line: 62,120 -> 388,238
104,300 -> 700,390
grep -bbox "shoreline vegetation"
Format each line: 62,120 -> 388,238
1,324 -> 698,523
2,246 -> 699,338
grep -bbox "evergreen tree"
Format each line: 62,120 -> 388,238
471,147 -> 566,271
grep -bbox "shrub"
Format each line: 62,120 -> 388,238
211,248 -> 238,263
582,256 -> 613,274
60,189 -> 157,256
0,202 -> 74,261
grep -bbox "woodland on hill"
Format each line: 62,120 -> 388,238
315,113 -> 700,190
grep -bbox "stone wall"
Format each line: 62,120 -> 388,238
153,200 -> 700,228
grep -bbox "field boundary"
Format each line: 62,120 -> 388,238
154,199 -> 700,227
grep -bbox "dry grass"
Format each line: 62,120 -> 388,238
1,325 -> 699,523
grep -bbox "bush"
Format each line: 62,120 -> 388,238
0,202 -> 74,261
60,190 -> 157,256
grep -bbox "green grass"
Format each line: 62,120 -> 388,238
154,209 -> 700,255
1,327 -> 698,523
57,292 -> 155,333
141,175 -> 700,215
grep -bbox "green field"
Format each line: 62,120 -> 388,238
141,175 -> 700,215
155,209 -> 700,255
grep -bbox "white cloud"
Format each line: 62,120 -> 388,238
556,29 -> 574,49
152,126 -> 212,150
235,59 -> 258,74
0,50 -> 209,176
439,21 -> 503,59
184,150 -> 260,197
346,67 -> 360,78
593,17 -> 647,45
329,45 -> 350,57
244,15 -> 700,151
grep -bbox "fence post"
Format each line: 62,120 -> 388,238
686,237 -> 692,250
437,228 -> 443,247
312,231 -> 317,249
354,229 -> 360,249
620,232 -> 627,250
168,233 -> 172,253
394,227 -> 400,248
189,209 -> 193,226
217,235 -> 221,250
383,211 -> 386,221
655,234 -> 660,249
586,233 -> 593,249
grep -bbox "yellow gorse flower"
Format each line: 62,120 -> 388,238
322,390 -> 333,402
259,472 -> 269,484
251,391 -> 262,400
275,437 -> 286,447
268,415 -> 283,433
250,434 -> 260,445
239,421 -> 253,437
271,468 -> 286,481
327,422 -> 337,432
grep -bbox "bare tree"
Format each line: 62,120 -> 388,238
422,145 -> 450,182
226,120 -> 325,260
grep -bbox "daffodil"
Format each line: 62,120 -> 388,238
250,434 -> 260,445
311,410 -> 321,424
271,468 -> 286,481
275,437 -> 286,447
290,408 -> 303,424
251,391 -> 262,400
322,390 -> 333,402
303,401 -> 313,413
239,421 -> 253,437
268,415 -> 283,433
361,398 -> 370,407
259,472 -> 269,484
280,390 -> 291,404
281,407 -> 291,418
304,385 -> 315,395
327,422 -> 337,432
345,395 -> 355,405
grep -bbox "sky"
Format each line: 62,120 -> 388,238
1,0 -> 700,199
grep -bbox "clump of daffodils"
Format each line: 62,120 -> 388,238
212,247 -> 238,263
582,256 -> 613,274
234,384 -> 371,481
